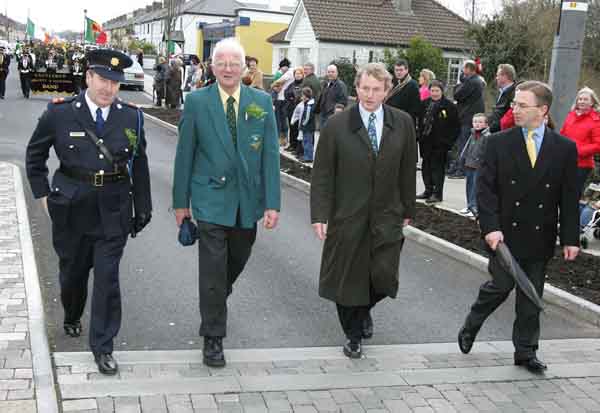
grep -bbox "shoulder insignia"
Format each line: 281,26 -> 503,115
117,99 -> 139,110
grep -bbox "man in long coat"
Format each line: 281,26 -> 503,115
311,62 -> 416,359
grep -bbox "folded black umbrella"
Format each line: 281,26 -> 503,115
496,242 -> 545,312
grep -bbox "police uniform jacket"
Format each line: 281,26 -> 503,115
26,93 -> 152,238
477,127 -> 579,260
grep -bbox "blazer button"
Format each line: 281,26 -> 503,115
546,183 -> 550,188
221,177 -> 226,182
99,154 -> 104,159
515,201 -> 520,206
511,180 -> 516,185
535,225 -> 541,230
538,204 -> 543,209
68,144 -> 75,149
512,222 -> 518,227
125,148 -> 129,153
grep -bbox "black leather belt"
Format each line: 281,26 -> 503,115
60,165 -> 128,187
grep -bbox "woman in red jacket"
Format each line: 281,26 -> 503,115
560,87 -> 600,200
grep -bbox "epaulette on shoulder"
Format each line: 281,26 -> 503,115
51,96 -> 76,105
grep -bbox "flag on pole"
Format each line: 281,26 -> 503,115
85,17 -> 103,43
26,18 -> 35,38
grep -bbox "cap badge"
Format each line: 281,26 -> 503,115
111,57 -> 119,67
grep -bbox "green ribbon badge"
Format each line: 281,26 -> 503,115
245,103 -> 267,121
124,128 -> 138,148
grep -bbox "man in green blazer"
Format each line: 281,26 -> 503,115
172,38 -> 280,367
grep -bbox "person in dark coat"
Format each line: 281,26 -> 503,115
311,62 -> 416,359
284,68 -> 304,154
488,64 -> 517,133
384,59 -> 421,128
136,49 -> 144,67
153,56 -> 168,107
25,49 -> 152,376
316,64 -> 348,127
166,59 -> 183,109
417,80 -> 460,203
458,81 -> 580,374
18,49 -> 34,99
448,60 -> 485,178
0,46 -> 10,99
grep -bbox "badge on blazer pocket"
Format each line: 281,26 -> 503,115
249,134 -> 263,151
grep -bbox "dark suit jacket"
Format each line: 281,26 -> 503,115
385,78 -> 421,127
488,82 -> 517,133
477,127 -> 579,260
453,74 -> 485,125
0,53 -> 10,78
311,104 -> 416,306
317,79 -> 348,116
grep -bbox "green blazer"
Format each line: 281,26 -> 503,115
172,83 -> 281,229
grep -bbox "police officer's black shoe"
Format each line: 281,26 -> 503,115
94,353 -> 118,375
203,336 -> 226,368
458,325 -> 477,354
515,356 -> 547,374
362,314 -> 373,339
343,340 -> 362,359
64,321 -> 82,337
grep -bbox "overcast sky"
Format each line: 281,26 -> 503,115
4,0 -> 502,34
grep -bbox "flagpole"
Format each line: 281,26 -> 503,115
83,9 -> 87,45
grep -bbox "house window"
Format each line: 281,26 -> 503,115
298,48 -> 310,65
279,48 -> 288,61
446,58 -> 462,88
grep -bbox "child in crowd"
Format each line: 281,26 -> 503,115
299,87 -> 316,163
460,113 -> 490,217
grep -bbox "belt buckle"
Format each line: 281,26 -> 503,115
93,172 -> 104,187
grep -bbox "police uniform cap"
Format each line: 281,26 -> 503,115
87,49 -> 133,82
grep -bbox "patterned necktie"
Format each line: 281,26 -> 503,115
526,130 -> 537,167
368,113 -> 378,154
226,96 -> 237,149
95,108 -> 105,138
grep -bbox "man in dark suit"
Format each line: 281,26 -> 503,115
458,81 -> 580,373
173,38 -> 280,368
311,62 -> 416,359
488,64 -> 517,133
384,59 -> 421,128
0,46 -> 10,99
26,49 -> 152,375
317,64 -> 348,127
18,48 -> 34,99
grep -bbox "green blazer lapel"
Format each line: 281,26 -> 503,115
206,84 -> 236,161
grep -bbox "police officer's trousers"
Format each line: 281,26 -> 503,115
53,227 -> 127,355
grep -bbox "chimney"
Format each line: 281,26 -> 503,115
145,5 -> 153,12
392,0 -> 411,13
153,1 -> 162,10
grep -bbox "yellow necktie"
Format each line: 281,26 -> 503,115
526,130 -> 537,167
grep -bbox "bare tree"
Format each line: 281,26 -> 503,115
162,0 -> 184,55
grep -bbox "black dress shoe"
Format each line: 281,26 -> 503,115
64,321 -> 82,337
362,314 -> 373,339
203,336 -> 226,367
343,340 -> 362,359
416,191 -> 432,200
94,353 -> 118,375
426,195 -> 443,204
515,357 -> 547,373
458,326 -> 477,354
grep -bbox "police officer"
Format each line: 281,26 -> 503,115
26,49 -> 152,375
0,46 -> 10,99
18,48 -> 34,99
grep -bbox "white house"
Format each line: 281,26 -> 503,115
269,0 -> 473,87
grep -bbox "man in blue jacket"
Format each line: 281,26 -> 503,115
172,38 -> 281,367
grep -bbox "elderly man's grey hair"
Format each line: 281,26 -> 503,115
211,37 -> 246,66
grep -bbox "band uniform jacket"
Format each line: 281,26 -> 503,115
477,127 -> 579,260
172,83 -> 281,228
26,93 -> 152,238
0,53 -> 9,78
18,54 -> 33,74
311,104 -> 417,306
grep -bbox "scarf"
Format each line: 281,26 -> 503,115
421,98 -> 441,138
385,74 -> 413,103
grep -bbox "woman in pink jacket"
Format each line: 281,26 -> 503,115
560,87 -> 600,200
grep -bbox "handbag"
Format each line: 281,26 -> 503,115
178,217 -> 198,246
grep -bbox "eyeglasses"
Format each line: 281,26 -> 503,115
510,101 -> 541,111
213,61 -> 243,70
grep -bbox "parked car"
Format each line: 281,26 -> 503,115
121,59 -> 145,91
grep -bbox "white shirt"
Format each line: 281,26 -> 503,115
85,91 -> 110,122
276,70 -> 294,101
358,103 -> 384,147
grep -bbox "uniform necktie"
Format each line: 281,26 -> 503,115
95,108 -> 105,138
226,96 -> 237,149
368,113 -> 378,154
526,130 -> 537,167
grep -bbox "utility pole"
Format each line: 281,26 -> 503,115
471,0 -> 475,24
548,0 -> 589,128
